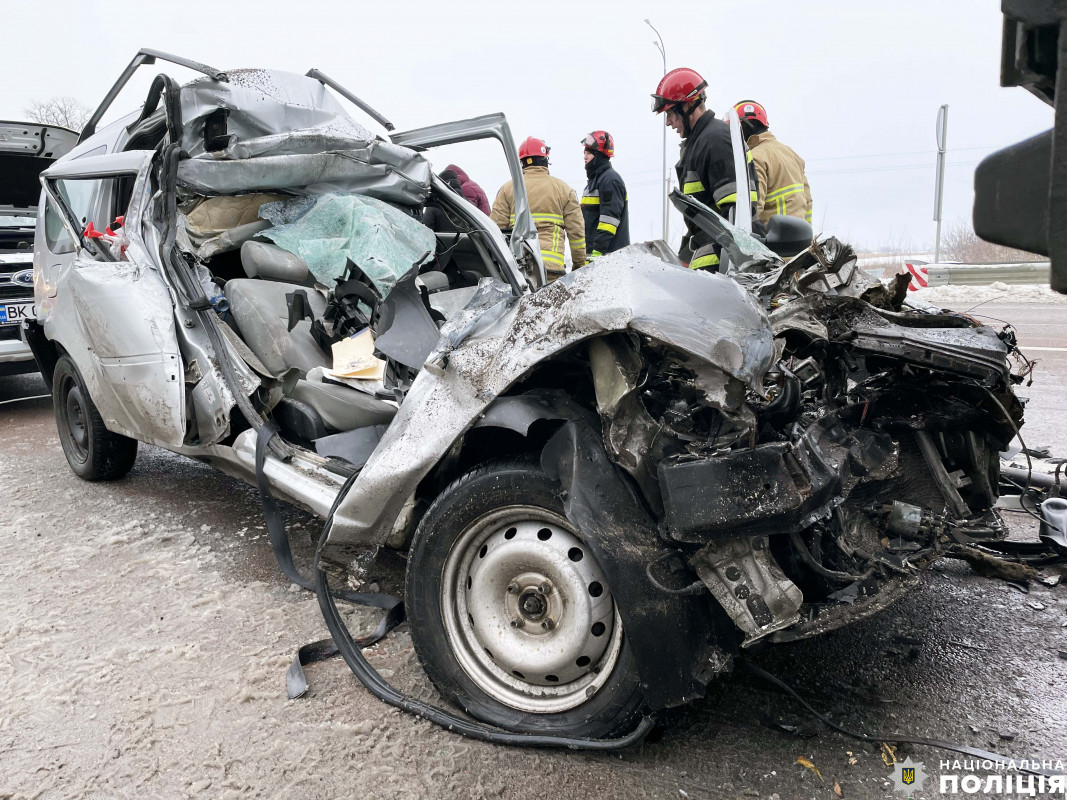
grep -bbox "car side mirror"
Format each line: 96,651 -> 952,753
763,214 -> 813,258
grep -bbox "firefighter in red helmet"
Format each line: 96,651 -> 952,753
490,136 -> 587,281
652,68 -> 759,271
580,130 -> 629,258
734,99 -> 813,226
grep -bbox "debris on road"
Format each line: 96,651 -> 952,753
796,756 -> 823,780
946,545 -> 1038,584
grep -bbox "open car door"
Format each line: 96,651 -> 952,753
389,114 -> 544,288
40,150 -> 186,447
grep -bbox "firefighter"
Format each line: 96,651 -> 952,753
580,130 -> 629,259
734,100 -> 813,225
490,136 -> 587,282
651,67 -> 759,272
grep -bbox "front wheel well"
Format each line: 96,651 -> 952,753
22,321 -> 63,392
396,345 -> 603,550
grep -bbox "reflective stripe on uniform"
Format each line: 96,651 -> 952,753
508,214 -> 516,225
766,183 -> 805,216
532,213 -> 565,225
805,210 -> 812,223
689,252 -> 719,270
766,183 -> 804,200
581,196 -> 600,205
683,170 -> 705,195
716,190 -> 759,208
541,249 -> 565,266
572,238 -> 586,249
597,222 -> 617,234
717,189 -> 759,208
712,181 -> 737,204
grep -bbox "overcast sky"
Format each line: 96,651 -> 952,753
4,0 -> 1053,253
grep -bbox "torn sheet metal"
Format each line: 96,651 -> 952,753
260,193 -> 436,291
373,267 -> 444,370
428,277 -> 516,358
180,69 -> 375,158
176,71 -> 432,203
176,143 -> 432,205
314,425 -> 388,470
323,249 -> 774,554
473,389 -> 592,436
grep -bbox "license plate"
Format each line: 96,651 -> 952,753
0,300 -> 36,325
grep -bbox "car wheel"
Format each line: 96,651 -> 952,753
53,354 -> 138,481
405,458 -> 645,738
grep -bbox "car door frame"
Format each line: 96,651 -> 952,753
39,149 -> 187,448
390,113 -> 544,289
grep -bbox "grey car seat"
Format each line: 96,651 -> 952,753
224,257 -> 396,433
225,279 -> 330,376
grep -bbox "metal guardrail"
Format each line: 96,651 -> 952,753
924,261 -> 1051,286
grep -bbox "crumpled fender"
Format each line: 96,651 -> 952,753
540,420 -> 728,710
321,251 -> 774,559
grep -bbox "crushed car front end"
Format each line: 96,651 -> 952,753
36,51 -> 1029,742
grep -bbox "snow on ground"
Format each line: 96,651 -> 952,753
913,281 -> 1067,307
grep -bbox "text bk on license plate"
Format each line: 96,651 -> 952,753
0,301 -> 36,325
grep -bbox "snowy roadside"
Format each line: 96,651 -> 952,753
912,281 -> 1067,307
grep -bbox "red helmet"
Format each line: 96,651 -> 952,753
518,136 -> 550,160
651,67 -> 708,113
581,130 -> 614,158
734,100 -> 769,127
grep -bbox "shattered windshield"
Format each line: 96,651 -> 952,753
258,193 -> 436,295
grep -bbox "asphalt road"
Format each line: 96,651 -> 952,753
1,304 -> 1064,800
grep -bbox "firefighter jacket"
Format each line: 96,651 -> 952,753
581,159 -> 630,256
748,131 -> 812,225
490,166 -> 587,277
676,111 -> 759,271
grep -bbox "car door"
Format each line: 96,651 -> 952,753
390,114 -> 544,288
39,150 -> 186,448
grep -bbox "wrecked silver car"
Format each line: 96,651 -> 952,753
30,50 -> 1029,742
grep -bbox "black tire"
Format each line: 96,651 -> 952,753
405,458 -> 646,738
53,354 -> 138,481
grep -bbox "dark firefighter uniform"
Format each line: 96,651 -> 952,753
676,111 -> 759,271
581,158 -> 630,256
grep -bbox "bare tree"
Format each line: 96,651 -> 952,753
941,219 -> 1043,263
23,96 -> 91,131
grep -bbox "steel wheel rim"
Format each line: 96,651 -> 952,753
62,377 -> 89,463
441,505 -> 623,714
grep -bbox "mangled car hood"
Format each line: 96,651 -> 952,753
322,250 -> 774,557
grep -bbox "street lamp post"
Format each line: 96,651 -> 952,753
645,19 -> 669,244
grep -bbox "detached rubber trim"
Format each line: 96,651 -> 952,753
256,423 -> 653,747
313,537 -> 655,750
255,423 -> 404,698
